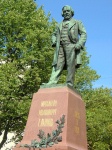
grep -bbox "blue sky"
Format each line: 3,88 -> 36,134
35,0 -> 112,88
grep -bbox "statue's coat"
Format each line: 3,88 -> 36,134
51,18 -> 87,69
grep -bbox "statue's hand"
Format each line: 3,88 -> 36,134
74,43 -> 81,50
52,42 -> 56,47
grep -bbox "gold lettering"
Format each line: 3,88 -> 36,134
38,118 -> 53,127
41,100 -> 57,107
39,109 -> 57,116
38,119 -> 41,127
74,111 -> 80,134
75,126 -> 80,134
75,111 -> 80,119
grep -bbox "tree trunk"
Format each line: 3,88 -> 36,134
0,121 -> 9,149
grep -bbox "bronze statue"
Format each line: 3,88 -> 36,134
44,5 -> 87,87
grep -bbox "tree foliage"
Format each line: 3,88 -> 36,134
82,88 -> 112,150
75,49 -> 100,91
0,0 -> 55,148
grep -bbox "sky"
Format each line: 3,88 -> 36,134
35,0 -> 112,88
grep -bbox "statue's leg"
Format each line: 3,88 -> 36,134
47,46 -> 65,85
64,43 -> 75,87
47,67 -> 62,84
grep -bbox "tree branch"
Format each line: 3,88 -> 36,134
0,121 -> 10,149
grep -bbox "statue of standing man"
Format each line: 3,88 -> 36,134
44,5 -> 87,87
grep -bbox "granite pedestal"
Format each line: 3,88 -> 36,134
13,86 -> 88,150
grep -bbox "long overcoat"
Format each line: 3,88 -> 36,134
51,18 -> 87,69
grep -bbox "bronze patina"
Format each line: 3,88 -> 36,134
44,5 -> 87,87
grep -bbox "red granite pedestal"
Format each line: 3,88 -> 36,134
13,86 -> 88,150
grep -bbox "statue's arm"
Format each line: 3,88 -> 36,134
51,25 -> 59,47
75,21 -> 87,49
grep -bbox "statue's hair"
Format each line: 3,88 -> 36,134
61,5 -> 74,17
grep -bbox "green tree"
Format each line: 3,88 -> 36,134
75,50 -> 100,91
0,0 -> 55,148
82,88 -> 112,150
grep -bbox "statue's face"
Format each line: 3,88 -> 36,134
62,6 -> 72,20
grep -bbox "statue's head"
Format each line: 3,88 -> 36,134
62,5 -> 74,20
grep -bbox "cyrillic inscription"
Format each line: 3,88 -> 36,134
41,100 -> 57,107
38,118 -> 53,127
39,109 -> 57,116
